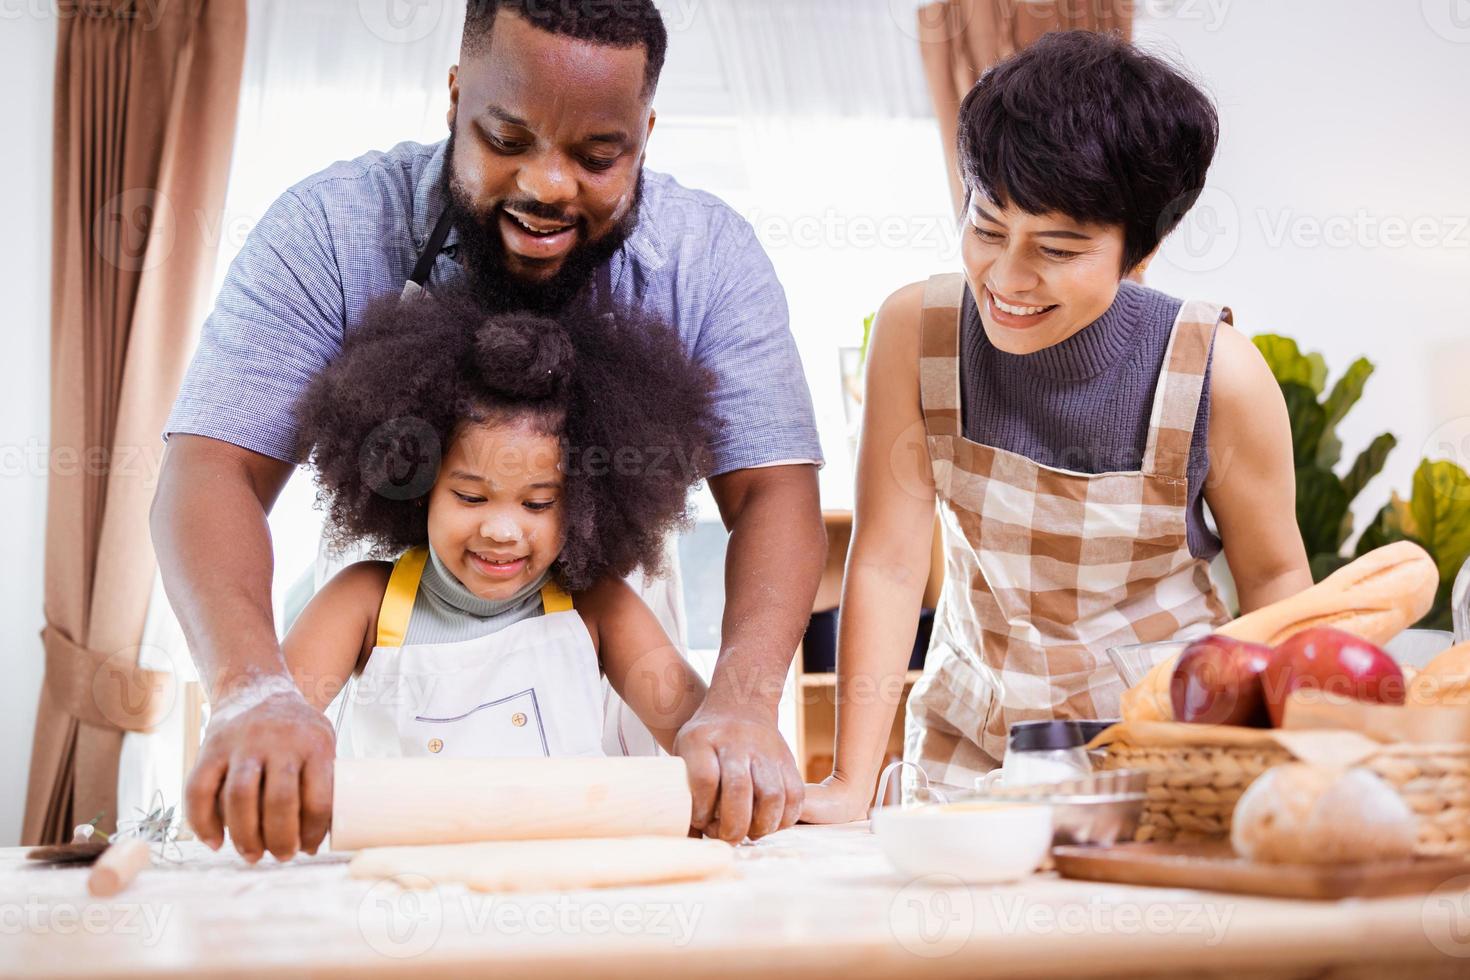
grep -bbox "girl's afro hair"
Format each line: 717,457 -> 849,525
294,286 -> 722,591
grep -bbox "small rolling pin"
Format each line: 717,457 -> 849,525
331,756 -> 692,850
87,839 -> 152,897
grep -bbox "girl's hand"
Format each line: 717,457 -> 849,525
799,773 -> 874,825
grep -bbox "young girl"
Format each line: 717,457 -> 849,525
282,287 -> 719,759
803,32 -> 1312,816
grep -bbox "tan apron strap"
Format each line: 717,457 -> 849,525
1142,300 -> 1230,480
375,547 -> 429,649
918,273 -> 968,439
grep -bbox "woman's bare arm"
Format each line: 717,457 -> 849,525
801,282 -> 938,823
1205,326 -> 1314,612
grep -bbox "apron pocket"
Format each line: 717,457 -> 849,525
411,687 -> 550,758
909,641 -> 1001,756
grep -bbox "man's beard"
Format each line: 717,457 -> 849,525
441,131 -> 642,315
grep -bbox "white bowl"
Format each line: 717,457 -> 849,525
870,802 -> 1053,883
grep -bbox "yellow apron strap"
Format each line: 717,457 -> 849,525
375,547 -> 429,649
540,580 -> 574,614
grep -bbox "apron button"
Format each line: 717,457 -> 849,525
427,738 -> 444,753
511,713 -> 527,728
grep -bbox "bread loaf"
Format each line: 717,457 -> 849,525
1407,640 -> 1470,706
1120,654 -> 1178,722
1218,542 -> 1437,648
1230,763 -> 1417,865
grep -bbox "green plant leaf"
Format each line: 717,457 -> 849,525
1316,432 -> 1343,474
1253,335 -> 1326,395
1341,433 -> 1398,505
1309,552 -> 1351,583
859,312 -> 876,367
1409,459 -> 1470,587
1355,494 -> 1414,557
1336,509 -> 1356,551
1306,352 -> 1328,397
1322,358 -> 1373,432
1281,382 -> 1327,468
1315,358 -> 1375,469
1418,591 -> 1454,632
1296,466 -> 1350,558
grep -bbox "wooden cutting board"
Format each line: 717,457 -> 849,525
1053,842 -> 1470,900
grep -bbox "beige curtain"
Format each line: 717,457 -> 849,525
917,0 -> 1134,214
25,0 -> 246,845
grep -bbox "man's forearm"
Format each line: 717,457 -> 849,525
150,437 -> 293,704
708,468 -> 825,716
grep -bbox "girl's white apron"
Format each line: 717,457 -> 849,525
334,547 -> 608,758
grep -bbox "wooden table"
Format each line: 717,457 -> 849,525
5,823 -> 1470,979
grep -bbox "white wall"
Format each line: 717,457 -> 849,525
0,11 -> 56,846
1139,0 -> 1470,532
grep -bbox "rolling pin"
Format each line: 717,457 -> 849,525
331,756 -> 693,851
87,839 -> 152,897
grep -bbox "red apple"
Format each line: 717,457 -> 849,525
1170,635 -> 1276,727
1262,627 -> 1405,726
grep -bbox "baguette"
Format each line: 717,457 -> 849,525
1217,542 -> 1437,648
1120,654 -> 1177,722
1117,542 -> 1436,722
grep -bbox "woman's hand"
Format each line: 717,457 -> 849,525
799,773 -> 875,825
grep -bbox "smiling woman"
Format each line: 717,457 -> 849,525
802,30 -> 1313,822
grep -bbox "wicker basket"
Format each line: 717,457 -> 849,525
1095,722 -> 1470,857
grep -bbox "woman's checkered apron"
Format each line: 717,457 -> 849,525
904,274 -> 1231,792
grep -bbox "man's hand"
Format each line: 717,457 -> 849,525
675,699 -> 804,843
186,684 -> 336,863
695,464 -> 824,843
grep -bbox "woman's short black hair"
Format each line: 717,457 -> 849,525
957,31 -> 1219,273
463,0 -> 668,99
294,287 -> 720,591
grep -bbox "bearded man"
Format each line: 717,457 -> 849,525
152,0 -> 825,862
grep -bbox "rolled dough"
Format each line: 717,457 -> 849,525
349,836 -> 736,893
